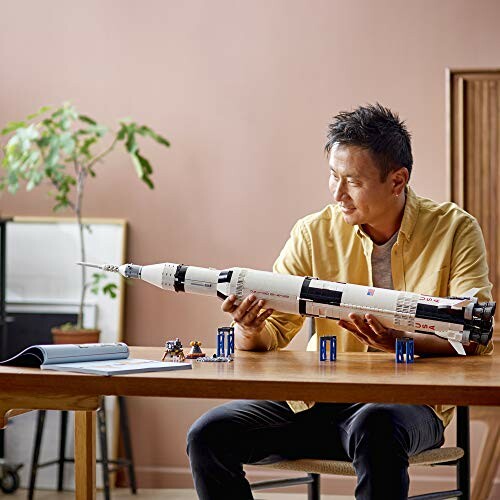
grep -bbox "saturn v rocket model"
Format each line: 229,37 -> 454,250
78,261 -> 496,355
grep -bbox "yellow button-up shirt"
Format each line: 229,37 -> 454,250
263,187 -> 493,427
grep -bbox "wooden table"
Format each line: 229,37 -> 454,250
1,348 -> 499,499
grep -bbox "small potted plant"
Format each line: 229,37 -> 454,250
0,103 -> 170,343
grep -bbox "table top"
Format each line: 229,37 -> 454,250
1,347 -> 499,406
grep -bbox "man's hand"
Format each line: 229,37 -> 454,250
221,294 -> 274,350
338,313 -> 403,352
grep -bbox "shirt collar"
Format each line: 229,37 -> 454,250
399,186 -> 419,241
355,186 -> 419,242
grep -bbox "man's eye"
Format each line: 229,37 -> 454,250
348,181 -> 359,186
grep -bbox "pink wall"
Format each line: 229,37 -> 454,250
1,0 -> 499,496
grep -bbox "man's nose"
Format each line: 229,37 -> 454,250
333,181 -> 346,202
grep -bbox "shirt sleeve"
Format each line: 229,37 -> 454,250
448,217 -> 494,355
263,220 -> 313,350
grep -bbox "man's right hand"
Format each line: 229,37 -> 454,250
221,294 -> 274,349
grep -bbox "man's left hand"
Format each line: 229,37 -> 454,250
338,313 -> 403,352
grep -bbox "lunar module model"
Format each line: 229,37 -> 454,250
78,261 -> 496,355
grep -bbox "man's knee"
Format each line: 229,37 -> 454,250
187,402 -> 253,460
186,417 -> 205,456
187,410 -> 226,457
347,405 -> 407,459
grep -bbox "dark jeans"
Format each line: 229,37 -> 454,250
187,400 -> 445,500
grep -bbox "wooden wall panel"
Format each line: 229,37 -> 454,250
448,69 -> 500,341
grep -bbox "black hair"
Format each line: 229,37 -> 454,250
325,103 -> 413,180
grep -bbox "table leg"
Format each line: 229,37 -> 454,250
75,411 -> 96,500
471,407 -> 500,500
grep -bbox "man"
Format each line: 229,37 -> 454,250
187,104 -> 492,500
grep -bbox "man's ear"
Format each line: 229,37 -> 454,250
391,167 -> 409,195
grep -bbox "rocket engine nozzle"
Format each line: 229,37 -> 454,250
467,301 -> 496,345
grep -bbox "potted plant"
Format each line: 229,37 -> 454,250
0,103 -> 170,343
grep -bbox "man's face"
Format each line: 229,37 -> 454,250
328,144 -> 397,228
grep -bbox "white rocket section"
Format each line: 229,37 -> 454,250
141,263 -> 175,289
79,261 -> 495,356
183,266 -> 219,295
225,268 -> 304,315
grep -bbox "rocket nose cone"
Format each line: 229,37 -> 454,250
118,264 -> 129,277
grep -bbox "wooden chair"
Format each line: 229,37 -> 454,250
250,319 -> 471,500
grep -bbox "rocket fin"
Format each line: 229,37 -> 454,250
452,298 -> 474,309
448,339 -> 467,356
451,287 -> 480,309
461,287 -> 480,298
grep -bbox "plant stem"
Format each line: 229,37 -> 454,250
87,135 -> 119,171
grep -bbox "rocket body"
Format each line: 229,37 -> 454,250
109,262 -> 495,355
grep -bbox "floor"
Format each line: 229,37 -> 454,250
11,489 -> 354,499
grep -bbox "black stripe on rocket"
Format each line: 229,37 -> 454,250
298,278 -> 343,315
415,303 -> 465,326
174,265 -> 188,292
216,270 -> 233,300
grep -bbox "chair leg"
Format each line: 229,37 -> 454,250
28,410 -> 46,500
307,473 -> 320,500
118,396 -> 137,494
97,402 -> 111,500
57,411 -> 68,491
457,406 -> 470,500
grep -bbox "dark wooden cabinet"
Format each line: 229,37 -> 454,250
447,68 -> 500,341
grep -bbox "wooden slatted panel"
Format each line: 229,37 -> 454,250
448,69 -> 500,340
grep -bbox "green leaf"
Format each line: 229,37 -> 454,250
89,124 -> 108,137
26,105 -> 51,120
53,199 -> 70,211
130,152 -> 154,188
130,152 -> 143,178
1,121 -> 27,135
7,170 -> 20,192
102,283 -> 118,299
136,125 -> 170,147
80,137 -> 98,157
116,124 -> 128,141
59,132 -> 75,155
46,143 -> 60,167
51,108 -> 65,119
60,117 -> 71,131
79,115 -> 97,126
142,175 -> 154,189
125,130 -> 138,154
36,135 -> 51,148
136,151 -> 153,174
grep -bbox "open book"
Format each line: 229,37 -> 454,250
0,342 -> 192,376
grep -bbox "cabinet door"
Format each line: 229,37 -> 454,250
447,68 -> 500,340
